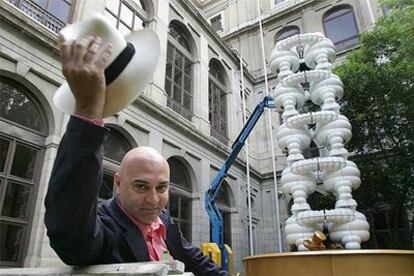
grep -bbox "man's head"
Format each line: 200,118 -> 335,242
114,146 -> 170,224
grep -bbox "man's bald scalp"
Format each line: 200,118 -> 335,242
119,146 -> 169,176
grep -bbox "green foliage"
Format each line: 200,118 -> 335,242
307,191 -> 336,211
335,1 -> 414,248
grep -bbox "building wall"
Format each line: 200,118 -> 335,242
0,0 -> 384,274
203,0 -> 384,76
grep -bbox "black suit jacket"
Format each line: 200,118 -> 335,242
45,116 -> 227,276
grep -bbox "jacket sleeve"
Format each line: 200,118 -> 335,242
180,236 -> 228,276
44,116 -> 108,265
162,210 -> 228,276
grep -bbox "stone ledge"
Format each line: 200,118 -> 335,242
0,260 -> 193,276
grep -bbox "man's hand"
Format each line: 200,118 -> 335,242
60,36 -> 113,119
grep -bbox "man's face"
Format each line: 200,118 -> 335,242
115,148 -> 170,224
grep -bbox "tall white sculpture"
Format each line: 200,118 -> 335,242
270,33 -> 370,250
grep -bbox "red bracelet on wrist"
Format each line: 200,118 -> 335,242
73,113 -> 104,127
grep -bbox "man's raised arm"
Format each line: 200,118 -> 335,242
44,36 -> 112,265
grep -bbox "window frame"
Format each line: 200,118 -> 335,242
36,0 -> 75,23
0,76 -> 46,267
168,186 -> 192,241
165,22 -> 195,121
167,157 -> 193,242
274,25 -> 300,44
270,0 -> 285,10
209,60 -> 229,144
323,5 -> 359,51
8,0 -> 76,32
99,126 -> 134,200
0,76 -> 48,137
209,12 -> 224,32
104,0 -> 149,35
212,182 -> 232,246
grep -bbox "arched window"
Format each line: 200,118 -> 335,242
100,128 -> 133,200
167,157 -> 192,241
274,26 -> 300,44
323,6 -> 359,50
105,0 -> 149,35
9,0 -> 75,32
104,129 -> 133,163
209,59 -> 228,144
165,21 -> 194,120
0,75 -> 47,267
211,181 -> 232,246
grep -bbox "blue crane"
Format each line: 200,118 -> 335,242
204,95 -> 276,272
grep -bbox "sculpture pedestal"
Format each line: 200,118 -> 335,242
243,250 -> 414,276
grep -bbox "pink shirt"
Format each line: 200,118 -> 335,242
135,217 -> 170,261
117,199 -> 172,261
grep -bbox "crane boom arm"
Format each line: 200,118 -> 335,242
204,95 -> 275,271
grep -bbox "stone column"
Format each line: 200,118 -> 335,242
145,0 -> 168,107
192,35 -> 211,135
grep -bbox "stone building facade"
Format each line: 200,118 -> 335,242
0,0 -> 385,273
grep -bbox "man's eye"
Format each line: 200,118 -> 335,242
157,185 -> 168,193
134,184 -> 147,192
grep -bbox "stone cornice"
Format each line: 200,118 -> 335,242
0,0 -> 59,53
222,0 -> 316,41
175,0 -> 255,82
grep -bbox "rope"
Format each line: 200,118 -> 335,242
236,0 -> 254,256
256,0 -> 283,252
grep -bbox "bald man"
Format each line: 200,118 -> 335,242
115,147 -> 170,225
45,35 -> 226,275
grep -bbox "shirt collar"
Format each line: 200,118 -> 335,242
136,217 -> 167,240
116,197 -> 167,240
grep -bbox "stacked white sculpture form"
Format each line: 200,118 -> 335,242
270,33 -> 370,250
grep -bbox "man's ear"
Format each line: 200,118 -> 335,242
114,172 -> 121,194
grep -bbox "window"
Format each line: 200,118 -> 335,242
165,22 -> 194,120
274,26 -> 300,44
7,0 -> 75,32
100,128 -> 133,200
167,157 -> 192,241
323,6 -> 359,50
0,76 -> 47,267
270,0 -> 286,10
99,171 -> 116,200
239,86 -> 251,124
246,195 -> 255,210
209,59 -> 228,144
211,181 -> 232,246
104,129 -> 132,163
104,0 -> 148,35
210,14 -> 223,32
247,224 -> 256,254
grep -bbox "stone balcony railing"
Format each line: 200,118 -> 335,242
167,98 -> 193,121
7,0 -> 65,32
0,260 -> 193,276
211,127 -> 229,145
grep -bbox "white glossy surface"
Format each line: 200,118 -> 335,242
271,33 -> 369,250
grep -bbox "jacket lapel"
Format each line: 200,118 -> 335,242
160,211 -> 185,261
123,227 -> 149,261
107,198 -> 150,261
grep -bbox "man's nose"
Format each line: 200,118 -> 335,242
145,189 -> 159,204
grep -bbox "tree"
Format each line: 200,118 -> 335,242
334,0 -> 414,249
